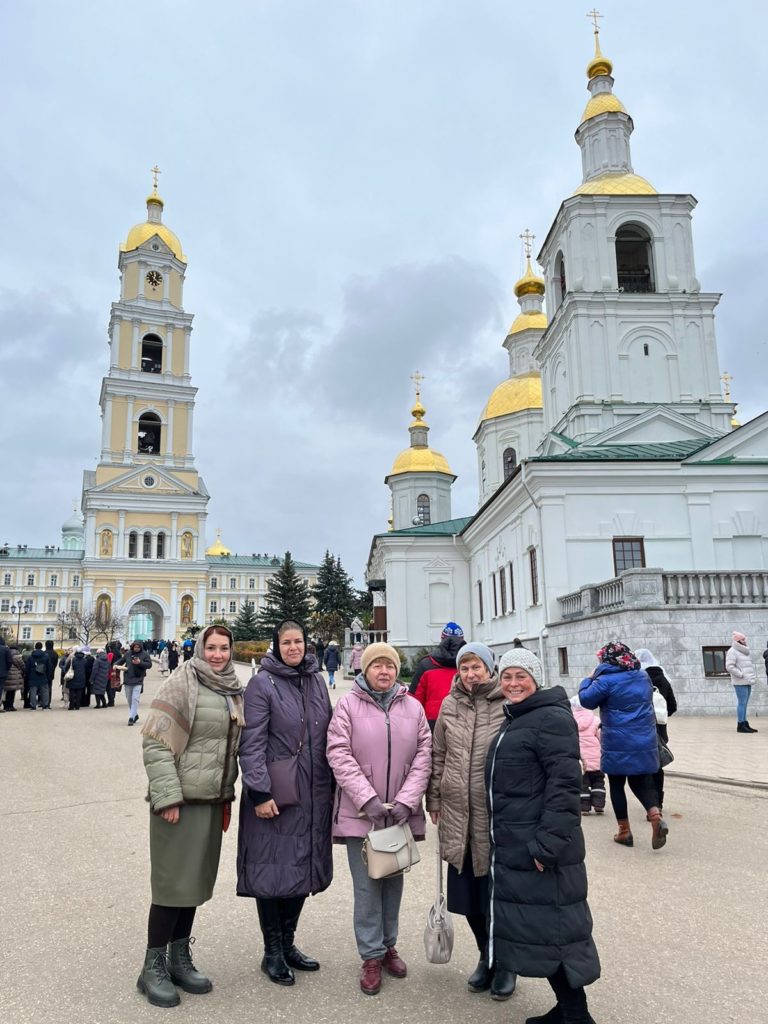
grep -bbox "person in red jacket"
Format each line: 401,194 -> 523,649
408,623 -> 465,730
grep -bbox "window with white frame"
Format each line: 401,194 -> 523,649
3,573 -> 11,586
21,626 -> 31,640
248,578 -> 255,589
47,599 -> 57,613
1,599 -> 9,612
50,574 -> 58,586
70,599 -> 79,612
229,577 -> 237,589
229,601 -> 237,613
210,600 -> 218,613
210,578 -> 218,589
72,575 -> 80,586
26,573 -> 35,586
23,600 -> 33,612
45,627 -> 55,639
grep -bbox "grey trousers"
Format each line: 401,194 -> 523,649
345,837 -> 404,960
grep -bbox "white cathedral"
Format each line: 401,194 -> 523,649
366,29 -> 768,715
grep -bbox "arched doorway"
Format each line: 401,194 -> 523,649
128,599 -> 164,642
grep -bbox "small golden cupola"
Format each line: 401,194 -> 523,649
387,374 -> 454,479
574,13 -> 656,196
205,529 -> 232,557
508,228 -> 548,337
121,166 -> 187,262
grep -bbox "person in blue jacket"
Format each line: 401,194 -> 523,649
578,641 -> 667,851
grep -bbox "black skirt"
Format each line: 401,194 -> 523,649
446,852 -> 490,917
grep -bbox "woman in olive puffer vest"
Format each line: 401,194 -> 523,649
137,626 -> 245,1009
426,642 -> 511,999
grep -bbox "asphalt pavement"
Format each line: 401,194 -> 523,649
1,663 -> 764,1024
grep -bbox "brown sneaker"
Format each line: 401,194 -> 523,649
360,958 -> 382,995
383,946 -> 407,978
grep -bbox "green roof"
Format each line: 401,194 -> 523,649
208,555 -> 319,568
534,438 -> 710,461
0,547 -> 84,560
384,516 -> 474,537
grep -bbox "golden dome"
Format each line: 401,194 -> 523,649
122,218 -> 186,262
411,399 -> 426,422
479,373 -> 543,423
586,34 -> 613,79
573,172 -> 657,196
513,258 -> 545,298
388,447 -> 453,477
146,192 -> 164,208
205,530 -> 231,557
508,310 -> 548,336
580,92 -> 626,122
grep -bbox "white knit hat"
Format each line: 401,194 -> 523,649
498,648 -> 544,688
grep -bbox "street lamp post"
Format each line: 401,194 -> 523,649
10,600 -> 28,646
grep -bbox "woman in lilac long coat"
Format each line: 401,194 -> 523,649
326,642 -> 432,997
237,620 -> 333,987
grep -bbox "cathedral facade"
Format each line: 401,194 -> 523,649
367,30 -> 768,714
1,185 -> 317,645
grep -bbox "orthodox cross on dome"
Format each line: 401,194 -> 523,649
410,369 -> 425,402
587,8 -> 603,33
520,228 -> 535,259
721,370 -> 733,402
150,164 -> 162,193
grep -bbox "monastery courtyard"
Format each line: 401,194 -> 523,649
1,662 -> 765,1024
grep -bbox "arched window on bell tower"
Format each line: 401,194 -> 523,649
503,447 -> 517,479
554,252 -> 567,306
141,333 -> 163,374
128,531 -> 137,558
142,531 -> 152,559
137,412 -> 162,454
616,224 -> 655,293
416,494 -> 431,526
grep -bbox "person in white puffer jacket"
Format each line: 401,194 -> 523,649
725,631 -> 758,734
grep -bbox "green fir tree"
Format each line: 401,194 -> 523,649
310,551 -> 357,641
257,551 -> 312,638
231,601 -> 260,641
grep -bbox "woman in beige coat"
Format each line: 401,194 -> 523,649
426,642 -> 512,999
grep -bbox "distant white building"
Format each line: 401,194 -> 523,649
367,29 -> 768,714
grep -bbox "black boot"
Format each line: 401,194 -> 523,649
744,721 -> 759,733
526,1008 -> 563,1024
136,946 -> 180,1007
467,955 -> 493,992
280,896 -> 319,970
256,898 -> 295,985
168,936 -> 213,994
490,965 -> 517,1000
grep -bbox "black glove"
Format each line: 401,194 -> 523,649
390,801 -> 410,825
362,795 -> 387,829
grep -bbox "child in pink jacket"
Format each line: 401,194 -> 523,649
570,695 -> 605,814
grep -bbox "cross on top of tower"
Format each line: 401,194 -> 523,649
150,164 -> 162,193
411,369 -> 425,402
519,228 -> 535,259
587,8 -> 603,33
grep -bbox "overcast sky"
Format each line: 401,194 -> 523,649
2,1 -> 766,582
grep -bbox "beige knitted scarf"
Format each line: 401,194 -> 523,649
140,632 -> 244,758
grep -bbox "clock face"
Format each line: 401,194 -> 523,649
146,270 -> 162,288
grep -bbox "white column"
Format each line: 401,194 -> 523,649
101,395 -> 113,458
163,268 -> 170,301
165,401 -> 175,464
170,580 -> 178,635
197,581 -> 207,622
116,581 -> 125,619
117,512 -> 126,558
124,399 -> 134,457
185,404 -> 194,463
85,513 -> 97,558
183,328 -> 191,376
131,321 -> 140,369
110,321 -> 120,369
165,325 -> 173,376
170,512 -> 178,560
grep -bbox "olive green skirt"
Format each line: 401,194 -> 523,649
149,804 -> 224,907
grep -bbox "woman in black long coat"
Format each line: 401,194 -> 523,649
487,649 -> 600,1024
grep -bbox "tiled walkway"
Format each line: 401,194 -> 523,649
664,713 -> 768,786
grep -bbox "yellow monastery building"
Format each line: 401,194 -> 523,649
0,183 -> 318,644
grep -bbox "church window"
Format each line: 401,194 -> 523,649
615,225 -> 655,293
128,532 -> 138,559
612,537 -> 645,574
492,573 -> 498,616
229,577 -> 237,589
503,448 -> 517,480
27,573 -> 35,586
47,599 -> 57,613
50,574 -> 58,586
248,578 -> 256,589
476,581 -> 484,623
142,532 -> 152,559
554,252 -> 567,306
528,547 -> 539,605
210,577 -> 218,589
508,561 -> 516,611
137,412 -> 162,455
702,646 -> 728,677
499,566 -> 507,614
558,647 -> 569,674
209,600 -> 218,614
140,334 -> 163,374
3,573 -> 10,586
229,601 -> 237,614
643,343 -> 649,356
1,599 -> 9,612
156,532 -> 166,559
72,574 -> 80,586
416,494 -> 431,526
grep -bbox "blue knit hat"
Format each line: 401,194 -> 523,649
441,622 -> 464,638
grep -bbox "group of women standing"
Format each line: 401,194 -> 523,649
136,624 -> 601,1024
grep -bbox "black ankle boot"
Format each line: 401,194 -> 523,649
467,956 -> 493,992
256,898 -> 295,985
490,965 -> 517,1000
280,896 -> 319,970
744,721 -> 759,733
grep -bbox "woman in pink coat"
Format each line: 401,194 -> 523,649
570,696 -> 605,814
326,642 -> 432,997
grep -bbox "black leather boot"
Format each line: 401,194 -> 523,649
490,965 -> 517,1000
256,898 -> 295,985
168,936 -> 212,994
744,721 -> 759,733
467,956 -> 493,992
280,896 -> 319,970
136,946 -> 180,1007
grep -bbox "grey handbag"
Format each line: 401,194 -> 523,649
658,737 -> 674,768
362,822 -> 421,879
424,849 -> 454,963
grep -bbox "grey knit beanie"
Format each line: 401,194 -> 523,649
498,648 -> 544,688
456,642 -> 495,676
